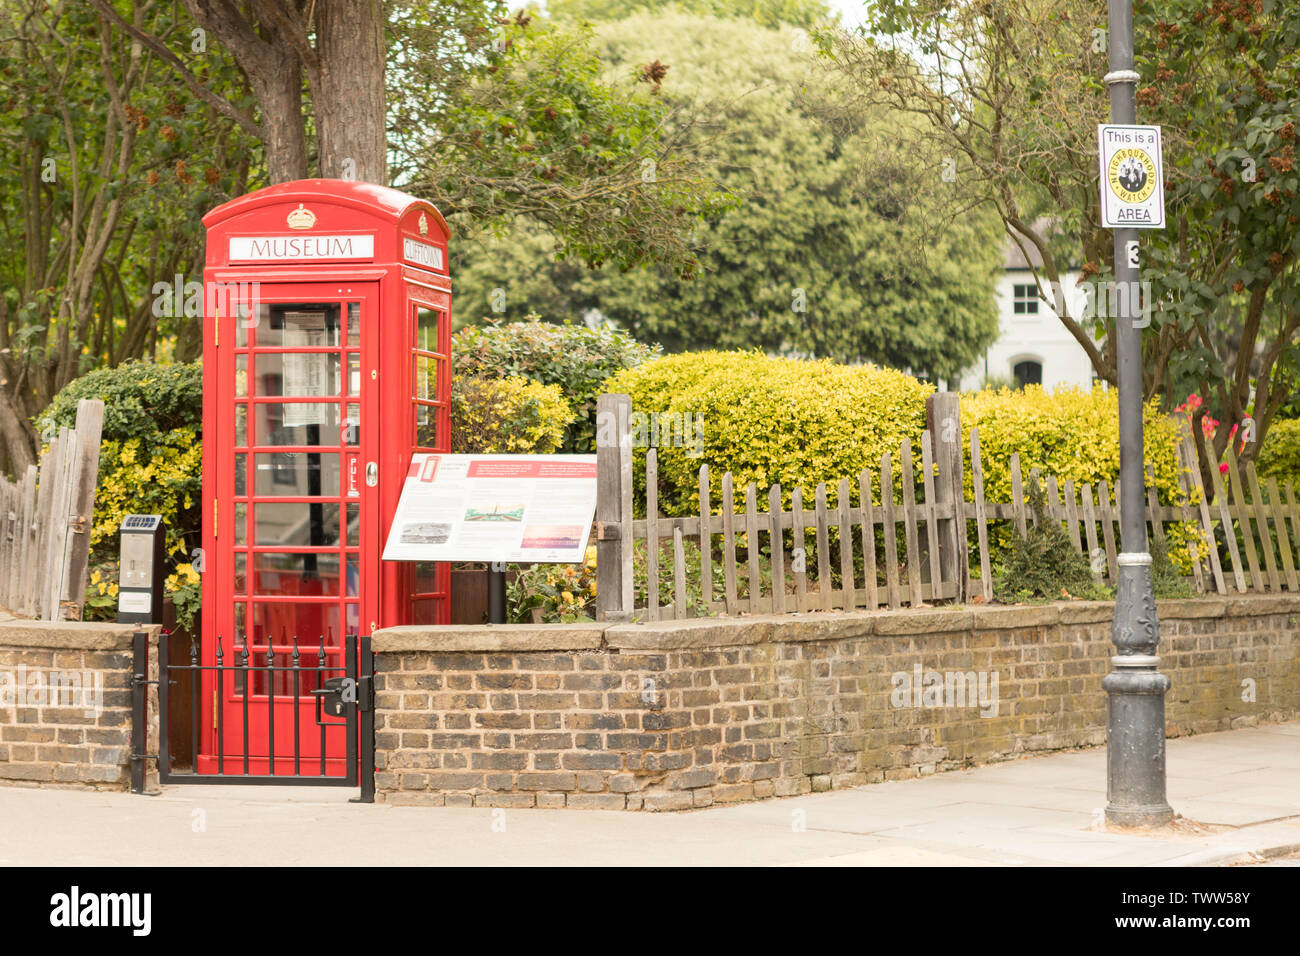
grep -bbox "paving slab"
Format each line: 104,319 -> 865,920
1,722 -> 1298,866
1165,799 -> 1300,827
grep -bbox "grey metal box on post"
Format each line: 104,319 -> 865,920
118,514 -> 166,625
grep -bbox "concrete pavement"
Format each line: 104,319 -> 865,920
2,721 -> 1299,866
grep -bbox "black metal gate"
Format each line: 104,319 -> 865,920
132,630 -> 375,802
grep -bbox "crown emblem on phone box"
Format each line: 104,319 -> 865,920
287,204 -> 316,229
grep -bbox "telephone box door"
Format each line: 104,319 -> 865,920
202,280 -> 380,776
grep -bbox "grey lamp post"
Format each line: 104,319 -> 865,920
1102,0 -> 1174,828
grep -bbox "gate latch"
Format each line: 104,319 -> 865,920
311,677 -> 354,718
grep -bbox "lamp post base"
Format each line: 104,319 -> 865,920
1104,803 -> 1175,828
1103,653 -> 1173,828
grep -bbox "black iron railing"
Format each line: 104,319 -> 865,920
133,629 -> 374,801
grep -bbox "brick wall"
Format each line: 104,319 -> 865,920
0,614 -> 159,790
372,597 -> 1300,810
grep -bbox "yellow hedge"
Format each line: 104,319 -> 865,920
958,385 -> 1187,506
1258,417 -> 1300,489
450,375 -> 574,454
605,355 -> 1194,550
90,428 -> 204,560
604,351 -> 933,515
960,385 -> 1203,574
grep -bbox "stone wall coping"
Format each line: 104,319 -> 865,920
0,617 -> 160,650
1157,598 -> 1227,619
1224,595 -> 1300,616
1056,603 -> 1114,625
969,604 -> 1066,628
370,594 -> 1300,653
372,623 -> 607,653
605,613 -> 873,650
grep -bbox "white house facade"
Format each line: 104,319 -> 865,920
956,237 -> 1099,392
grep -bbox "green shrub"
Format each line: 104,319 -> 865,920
605,350 -> 934,516
452,319 -> 659,452
37,360 -> 202,445
983,491 -> 1191,605
631,536 -> 729,616
994,480 -> 1107,602
450,375 -> 575,454
1151,535 -> 1195,599
36,360 -> 203,566
507,547 -> 598,623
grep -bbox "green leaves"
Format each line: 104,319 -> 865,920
414,15 -> 727,275
994,480 -> 1106,603
1127,0 -> 1300,437
36,360 -> 203,446
453,12 -> 1000,376
1257,418 -> 1300,486
1,0 -> 255,442
38,360 -> 204,569
450,375 -> 575,454
548,0 -> 836,31
452,319 -> 659,451
606,350 -> 933,517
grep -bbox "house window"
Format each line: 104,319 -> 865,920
1012,283 -> 1039,314
1014,360 -> 1043,388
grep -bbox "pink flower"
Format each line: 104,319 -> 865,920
1219,462 -> 1229,474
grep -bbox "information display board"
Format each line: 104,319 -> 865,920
382,454 -> 598,563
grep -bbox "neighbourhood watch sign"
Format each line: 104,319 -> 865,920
1097,124 -> 1165,229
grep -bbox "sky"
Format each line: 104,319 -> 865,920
826,0 -> 868,29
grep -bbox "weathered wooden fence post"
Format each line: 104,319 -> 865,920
596,393 -> 633,621
926,392 -> 966,601
39,429 -> 70,620
0,398 -> 103,621
58,399 -> 105,620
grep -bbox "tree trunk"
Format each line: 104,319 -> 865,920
124,2 -> 380,184
312,0 -> 386,183
252,55 -> 309,183
0,386 -> 37,475
181,0 -> 309,184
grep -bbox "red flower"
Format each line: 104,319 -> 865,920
1174,394 -> 1217,437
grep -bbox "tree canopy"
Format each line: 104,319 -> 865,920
826,0 -> 1300,478
0,0 -> 254,471
0,0 -> 729,473
409,15 -> 730,274
452,11 -> 1003,380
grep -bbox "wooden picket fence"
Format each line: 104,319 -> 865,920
0,399 -> 104,620
593,393 -> 1300,622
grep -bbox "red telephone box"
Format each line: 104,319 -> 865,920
198,179 -> 450,778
